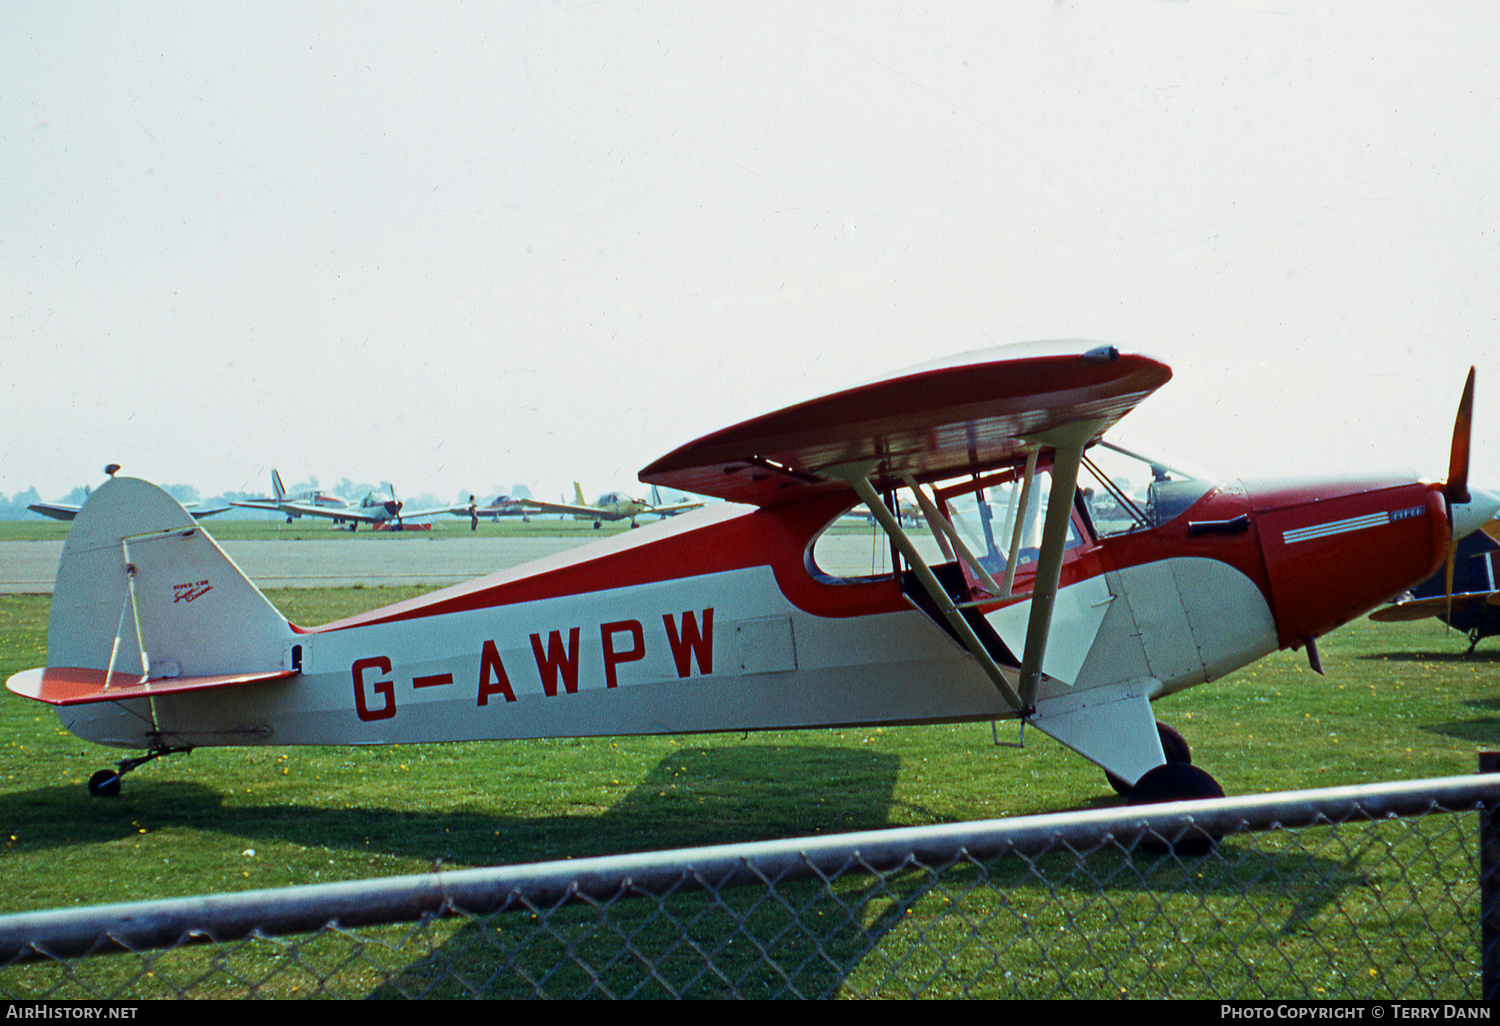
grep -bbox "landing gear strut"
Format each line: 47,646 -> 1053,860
87,745 -> 192,797
1106,720 -> 1191,796
1105,720 -> 1225,855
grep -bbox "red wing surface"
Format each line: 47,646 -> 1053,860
640,342 -> 1171,506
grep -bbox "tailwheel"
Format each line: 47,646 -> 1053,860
88,769 -> 121,798
86,745 -> 192,798
1106,720 -> 1190,796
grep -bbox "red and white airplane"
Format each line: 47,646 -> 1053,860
8,342 -> 1496,800
233,470 -> 469,531
452,494 -> 533,531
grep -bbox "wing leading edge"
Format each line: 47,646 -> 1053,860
639,341 -> 1171,506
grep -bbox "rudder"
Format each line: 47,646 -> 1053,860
47,478 -> 295,681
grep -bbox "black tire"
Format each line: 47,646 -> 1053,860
1127,763 -> 1225,856
1156,722 -> 1191,764
1106,721 -> 1192,795
88,769 -> 122,798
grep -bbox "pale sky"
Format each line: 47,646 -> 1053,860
5,2 -> 1497,505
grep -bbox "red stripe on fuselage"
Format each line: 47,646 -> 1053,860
307,488 -> 1120,635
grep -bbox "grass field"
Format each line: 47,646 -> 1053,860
1,584 -> 1496,997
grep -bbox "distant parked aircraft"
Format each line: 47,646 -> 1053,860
28,465 -> 229,521
1369,522 -> 1500,651
232,470 -> 468,530
455,494 -> 533,531
521,483 -> 704,528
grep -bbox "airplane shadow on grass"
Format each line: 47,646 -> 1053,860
0,744 -> 1377,999
1357,650 -> 1500,746
1361,646 -> 1500,665
369,836 -> 1374,999
1418,698 -> 1500,747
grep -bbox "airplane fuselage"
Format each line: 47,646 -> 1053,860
58,474 -> 1448,776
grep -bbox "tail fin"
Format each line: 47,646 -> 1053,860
574,482 -> 587,505
46,477 -> 295,681
272,469 -> 286,501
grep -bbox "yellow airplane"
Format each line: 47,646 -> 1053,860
522,483 -> 703,528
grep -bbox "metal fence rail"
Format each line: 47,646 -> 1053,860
1,774 -> 1495,999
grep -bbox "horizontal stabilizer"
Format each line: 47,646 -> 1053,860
6,666 -> 297,707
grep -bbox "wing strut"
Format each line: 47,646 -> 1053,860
830,415 -> 1106,718
1000,449 -> 1040,600
900,474 -> 1007,599
1015,419 -> 1106,708
828,462 -> 1028,715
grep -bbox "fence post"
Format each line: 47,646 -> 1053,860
1481,752 -> 1500,1001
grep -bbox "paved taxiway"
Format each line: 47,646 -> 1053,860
0,537 -> 605,594
0,534 -> 892,594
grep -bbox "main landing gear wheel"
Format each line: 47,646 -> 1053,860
1127,763 -> 1226,856
1106,721 -> 1191,796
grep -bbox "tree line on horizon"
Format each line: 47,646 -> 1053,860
0,478 -> 536,520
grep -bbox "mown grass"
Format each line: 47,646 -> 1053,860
1,588 -> 1496,997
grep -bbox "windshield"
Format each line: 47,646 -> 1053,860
1080,441 -> 1214,535
942,469 -> 1083,577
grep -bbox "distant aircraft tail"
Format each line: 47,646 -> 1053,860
43,478 -> 296,684
272,469 -> 286,501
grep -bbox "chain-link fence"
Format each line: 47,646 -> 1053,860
2,773 -> 1496,999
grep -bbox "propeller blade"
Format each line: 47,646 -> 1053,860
1443,370 -> 1475,630
1445,539 -> 1458,632
1445,367 -> 1475,506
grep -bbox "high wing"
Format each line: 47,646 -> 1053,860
641,340 -> 1172,722
640,341 -> 1171,505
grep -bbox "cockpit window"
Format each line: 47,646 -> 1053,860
1080,441 -> 1214,535
809,500 -> 945,581
807,443 -> 1206,585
